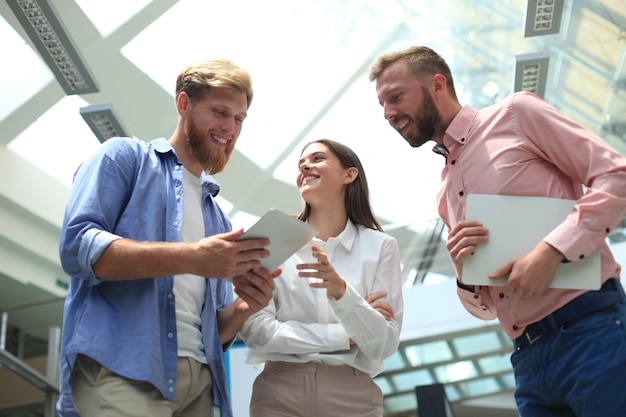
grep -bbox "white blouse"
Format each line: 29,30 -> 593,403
240,221 -> 404,377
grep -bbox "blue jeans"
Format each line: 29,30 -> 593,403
511,298 -> 626,417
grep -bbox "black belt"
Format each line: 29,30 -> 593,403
513,278 -> 625,350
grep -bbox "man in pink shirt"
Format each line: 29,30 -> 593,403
370,45 -> 626,417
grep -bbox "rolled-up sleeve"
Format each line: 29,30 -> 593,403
59,138 -> 137,285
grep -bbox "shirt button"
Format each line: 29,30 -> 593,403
174,166 -> 180,171
168,293 -> 174,299
169,387 -> 175,393
579,254 -> 585,259
513,325 -> 519,331
168,333 -> 174,339
605,227 -> 610,233
499,293 -> 505,299
451,160 -> 456,165
176,194 -> 181,200
473,294 -> 479,299
168,379 -> 174,384
459,191 -> 464,196
173,221 -> 179,227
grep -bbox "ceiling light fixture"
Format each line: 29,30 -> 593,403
513,51 -> 550,98
80,103 -> 128,143
523,0 -> 565,37
6,0 -> 99,95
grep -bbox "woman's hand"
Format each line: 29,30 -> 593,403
296,245 -> 347,299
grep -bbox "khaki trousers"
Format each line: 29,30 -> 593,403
70,355 -> 213,417
250,361 -> 383,417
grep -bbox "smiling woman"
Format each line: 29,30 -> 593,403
240,139 -> 404,417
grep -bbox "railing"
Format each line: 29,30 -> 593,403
0,310 -> 60,417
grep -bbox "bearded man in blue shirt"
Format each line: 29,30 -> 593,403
56,59 -> 279,417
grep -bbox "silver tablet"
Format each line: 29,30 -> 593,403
239,208 -> 319,271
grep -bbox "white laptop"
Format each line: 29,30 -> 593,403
462,194 -> 601,290
239,208 -> 319,271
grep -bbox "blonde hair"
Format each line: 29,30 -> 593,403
175,59 -> 253,108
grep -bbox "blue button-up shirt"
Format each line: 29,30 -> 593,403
56,137 -> 235,417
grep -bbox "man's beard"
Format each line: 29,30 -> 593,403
403,86 -> 441,148
185,114 -> 231,175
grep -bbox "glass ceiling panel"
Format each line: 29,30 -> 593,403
459,377 -> 502,397
434,360 -> 478,383
7,96 -> 101,186
571,8 -> 623,75
382,350 -> 407,372
0,15 -> 53,123
561,62 -> 608,124
122,0 -> 406,170
452,331 -> 503,356
501,372 -> 516,389
392,369 -> 435,391
384,393 -> 417,415
444,385 -> 462,402
75,0 -> 151,37
478,354 -> 513,374
405,340 -> 453,367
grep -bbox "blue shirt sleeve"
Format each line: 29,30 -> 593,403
59,137 -> 141,286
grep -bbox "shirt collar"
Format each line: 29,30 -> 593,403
331,219 -> 357,251
443,104 -> 478,149
313,219 -> 358,252
432,143 -> 449,157
200,173 -> 221,197
152,137 -> 173,153
151,137 -> 221,197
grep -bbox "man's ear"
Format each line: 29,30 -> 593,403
176,92 -> 191,115
344,167 -> 359,184
432,73 -> 447,99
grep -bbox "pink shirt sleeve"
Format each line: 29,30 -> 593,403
510,92 -> 626,262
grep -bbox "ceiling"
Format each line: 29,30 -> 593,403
1,0 -> 625,416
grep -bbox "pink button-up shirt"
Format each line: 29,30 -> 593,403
438,91 -> 626,339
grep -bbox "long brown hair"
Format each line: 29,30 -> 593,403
296,139 -> 383,232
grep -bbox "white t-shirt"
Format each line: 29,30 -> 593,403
174,168 -> 208,363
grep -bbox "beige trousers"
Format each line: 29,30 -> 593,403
70,355 -> 213,417
250,361 -> 383,417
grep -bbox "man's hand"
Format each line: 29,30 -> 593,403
218,266 -> 281,345
232,266 -> 280,315
192,229 -> 271,279
489,241 -> 564,297
446,220 -> 489,282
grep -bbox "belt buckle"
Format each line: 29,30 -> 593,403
525,332 -> 543,345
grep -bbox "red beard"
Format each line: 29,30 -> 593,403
185,114 -> 231,175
